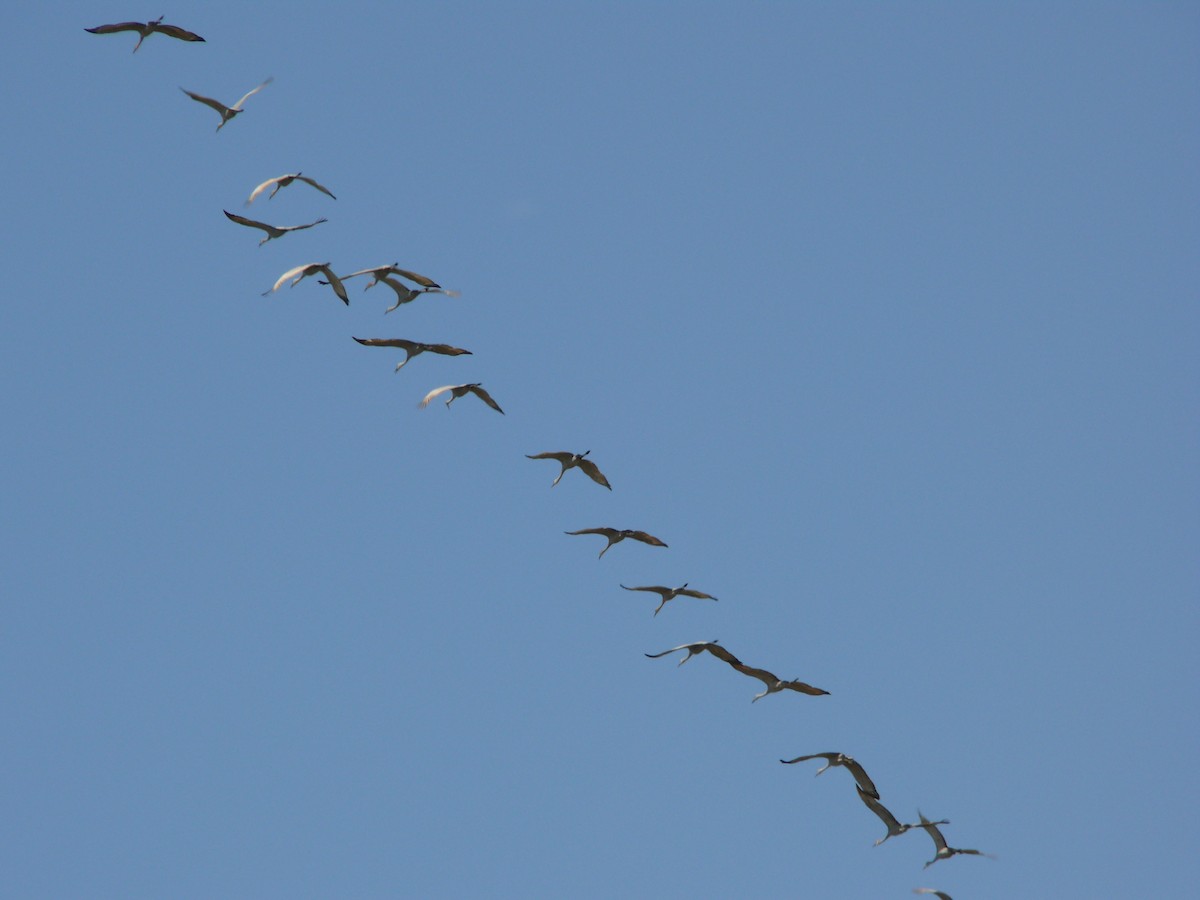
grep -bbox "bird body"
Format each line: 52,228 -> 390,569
733,663 -> 829,702
620,583 -> 717,616
223,210 -> 326,245
916,812 -> 992,868
644,641 -> 742,667
419,383 -> 504,414
180,78 -> 273,131
246,172 -> 336,205
86,17 -> 204,52
526,451 -> 611,489
263,263 -> 348,305
565,527 -> 667,559
779,752 -> 879,799
352,337 -> 472,371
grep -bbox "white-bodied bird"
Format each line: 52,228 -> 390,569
352,337 -> 472,371
180,77 -> 272,131
86,17 -> 204,52
223,210 -> 326,245
419,383 -> 504,414
620,583 -> 717,616
525,451 -> 611,489
246,172 -> 336,205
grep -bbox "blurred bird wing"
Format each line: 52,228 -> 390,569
246,176 -> 285,204
269,263 -> 317,292
424,344 -> 471,356
782,679 -> 830,696
703,643 -> 742,666
917,813 -> 949,851
232,77 -> 273,111
779,752 -> 834,765
677,588 -> 717,600
318,267 -> 349,304
419,385 -> 457,408
86,21 -> 145,34
841,758 -> 879,798
732,664 -> 777,686
859,787 -> 904,830
565,527 -> 618,538
527,451 -> 574,463
620,584 -> 667,595
224,210 -> 273,233
644,641 -> 714,659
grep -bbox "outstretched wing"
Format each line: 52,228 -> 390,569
296,175 -> 337,199
86,22 -> 144,35
391,268 -> 440,289
281,217 -> 328,234
180,87 -> 230,116
152,23 -> 205,42
576,457 -> 612,489
246,176 -> 284,205
782,679 -> 830,696
266,263 -> 316,294
466,384 -> 504,414
677,588 -> 717,600
565,527 -> 617,538
232,77 -> 273,111
732,663 -> 778,687
224,210 -> 272,233
779,752 -> 836,765
626,530 -> 667,548
353,338 -> 416,350
527,451 -> 574,463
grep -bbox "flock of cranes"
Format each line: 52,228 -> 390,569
86,16 -> 991,898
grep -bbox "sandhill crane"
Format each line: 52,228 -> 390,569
779,752 -> 879,800
856,787 -> 946,846
352,337 -> 472,371
246,173 -> 336,205
644,640 -> 742,667
262,263 -> 348,305
525,451 -> 611,489
85,17 -> 204,52
341,265 -> 460,313
916,812 -> 993,868
620,583 -> 717,616
419,383 -> 504,414
732,662 -> 829,702
913,890 -> 953,900
564,528 -> 667,559
180,78 -> 272,131
223,210 -> 326,245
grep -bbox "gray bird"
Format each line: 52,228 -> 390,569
86,17 -> 204,52
779,752 -> 879,799
419,383 -> 504,414
526,451 -> 611,489
913,890 -> 953,900
916,812 -> 994,868
620,583 -> 717,616
262,262 -> 348,305
644,640 -> 742,667
565,527 -> 667,559
180,78 -> 272,131
353,337 -> 472,372
732,663 -> 829,702
223,210 -> 326,245
246,172 -> 336,205
857,787 -> 945,846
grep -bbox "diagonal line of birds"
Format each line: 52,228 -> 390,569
86,16 -> 992,896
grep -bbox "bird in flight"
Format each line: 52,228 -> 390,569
731,662 -> 828,702
620,583 -> 717,616
223,210 -> 327,245
352,337 -> 472,372
525,451 -> 611,489
262,263 -> 348,305
419,383 -> 504,414
564,527 -> 667,559
916,812 -> 994,868
644,640 -> 742,667
246,173 -> 336,205
341,265 -> 460,313
180,78 -> 273,131
85,17 -> 205,52
856,787 -> 945,846
913,890 -> 953,900
779,752 -> 879,799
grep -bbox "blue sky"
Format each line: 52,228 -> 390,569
2,3 -> 1197,897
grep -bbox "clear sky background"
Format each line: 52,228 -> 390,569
2,4 -> 1196,898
